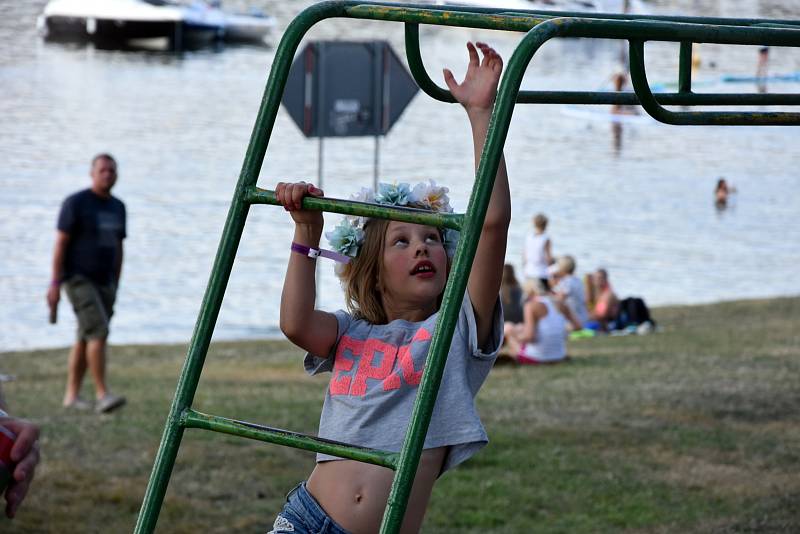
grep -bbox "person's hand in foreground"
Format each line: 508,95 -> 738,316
1,417 -> 40,519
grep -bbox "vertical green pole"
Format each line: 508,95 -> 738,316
379,18 -> 564,534
679,40 -> 693,93
134,4 -> 345,533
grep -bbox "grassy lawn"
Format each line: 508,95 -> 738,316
1,297 -> 798,533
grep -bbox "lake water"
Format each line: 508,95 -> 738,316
1,0 -> 798,351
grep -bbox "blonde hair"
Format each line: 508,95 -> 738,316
557,255 -> 576,275
522,279 -> 540,298
338,219 -> 390,324
533,213 -> 548,231
338,219 -> 450,324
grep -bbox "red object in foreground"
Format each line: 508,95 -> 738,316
0,425 -> 16,492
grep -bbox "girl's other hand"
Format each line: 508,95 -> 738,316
275,181 -> 324,227
443,42 -> 503,115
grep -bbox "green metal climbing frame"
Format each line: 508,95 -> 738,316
135,2 -> 800,532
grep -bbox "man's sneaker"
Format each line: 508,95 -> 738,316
96,393 -> 126,413
63,398 -> 92,411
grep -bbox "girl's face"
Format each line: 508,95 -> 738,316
381,221 -> 448,313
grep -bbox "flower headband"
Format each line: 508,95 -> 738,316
325,180 -> 460,264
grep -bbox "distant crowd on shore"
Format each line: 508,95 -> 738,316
500,212 -> 655,365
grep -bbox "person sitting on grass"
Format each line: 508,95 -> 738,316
501,263 -> 524,326
504,281 -> 579,365
271,41 -> 509,534
584,268 -> 620,332
550,255 -> 588,330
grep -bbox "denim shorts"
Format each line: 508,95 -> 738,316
268,482 -> 351,534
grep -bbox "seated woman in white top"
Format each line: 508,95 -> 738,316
504,281 -> 579,364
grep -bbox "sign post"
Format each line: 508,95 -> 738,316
282,40 -> 419,189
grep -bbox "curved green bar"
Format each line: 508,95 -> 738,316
629,40 -> 800,125
404,23 -> 455,103
404,6 -> 800,112
404,20 -> 800,107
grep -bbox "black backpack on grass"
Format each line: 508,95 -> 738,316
616,297 -> 655,329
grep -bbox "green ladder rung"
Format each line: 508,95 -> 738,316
244,187 -> 465,231
182,409 -> 399,469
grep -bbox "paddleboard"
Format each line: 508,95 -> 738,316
560,104 -> 655,124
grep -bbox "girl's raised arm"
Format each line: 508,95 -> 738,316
444,42 -> 511,348
276,182 -> 339,357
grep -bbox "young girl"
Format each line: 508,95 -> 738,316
272,42 -> 510,534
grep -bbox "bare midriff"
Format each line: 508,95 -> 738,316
306,447 -> 447,534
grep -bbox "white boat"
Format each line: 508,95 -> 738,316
223,10 -> 276,43
37,0 -> 274,49
184,2 -> 276,44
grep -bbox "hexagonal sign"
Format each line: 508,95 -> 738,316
282,40 -> 419,138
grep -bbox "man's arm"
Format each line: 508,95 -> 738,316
47,231 -> 70,310
554,299 -> 582,331
115,240 -> 123,285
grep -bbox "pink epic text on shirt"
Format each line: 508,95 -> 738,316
329,328 -> 432,397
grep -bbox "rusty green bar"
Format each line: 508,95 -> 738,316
376,1 -> 800,27
347,4 -> 800,44
245,187 -> 464,231
182,410 -> 400,469
678,41 -> 693,93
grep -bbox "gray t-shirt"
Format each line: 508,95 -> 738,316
305,293 -> 503,474
554,274 -> 588,326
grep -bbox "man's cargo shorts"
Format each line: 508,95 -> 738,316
64,275 -> 116,341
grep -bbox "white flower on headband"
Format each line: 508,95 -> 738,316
350,186 -> 375,204
327,180 -> 460,265
346,187 -> 376,227
410,180 -> 452,213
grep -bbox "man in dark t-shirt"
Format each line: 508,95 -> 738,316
47,154 -> 127,414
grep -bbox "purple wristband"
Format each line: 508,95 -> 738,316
290,242 -> 351,264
